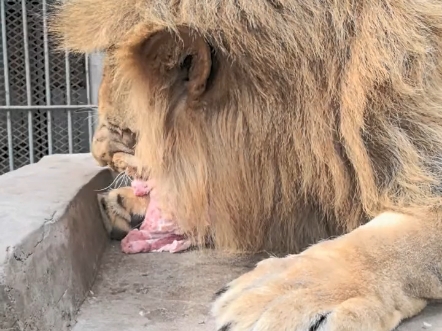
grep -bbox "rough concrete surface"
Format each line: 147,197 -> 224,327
74,243 -> 442,331
73,243 -> 264,331
0,154 -> 112,331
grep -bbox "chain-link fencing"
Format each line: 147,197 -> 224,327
0,0 -> 101,175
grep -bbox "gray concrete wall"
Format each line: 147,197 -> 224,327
0,154 -> 112,331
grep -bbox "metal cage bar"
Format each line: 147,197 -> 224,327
85,53 -> 93,150
65,49 -> 73,154
1,0 -> 13,171
21,0 -> 34,164
42,0 -> 52,155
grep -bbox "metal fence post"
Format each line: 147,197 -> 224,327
89,53 -> 103,118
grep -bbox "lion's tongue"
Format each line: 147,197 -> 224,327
121,180 -> 191,254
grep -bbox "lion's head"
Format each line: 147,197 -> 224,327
50,0 -> 442,253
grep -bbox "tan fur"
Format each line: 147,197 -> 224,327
50,1 -> 442,330
90,58 -> 137,171
98,186 -> 148,240
212,212 -> 442,330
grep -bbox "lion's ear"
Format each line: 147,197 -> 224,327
178,29 -> 212,101
141,27 -> 212,102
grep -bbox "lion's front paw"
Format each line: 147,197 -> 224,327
212,244 -> 426,331
91,121 -> 136,171
111,152 -> 138,174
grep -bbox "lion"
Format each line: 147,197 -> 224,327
50,0 -> 442,330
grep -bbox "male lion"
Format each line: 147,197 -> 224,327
50,0 -> 442,330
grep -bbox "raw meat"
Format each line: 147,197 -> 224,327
121,179 -> 191,254
131,179 -> 151,196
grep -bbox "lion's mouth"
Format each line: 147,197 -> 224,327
120,179 -> 192,254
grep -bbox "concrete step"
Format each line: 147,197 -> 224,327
0,154 -> 111,331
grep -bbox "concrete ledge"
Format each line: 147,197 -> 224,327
0,154 -> 112,331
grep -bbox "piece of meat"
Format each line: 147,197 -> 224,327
121,229 -> 191,254
121,179 -> 191,254
131,179 -> 151,196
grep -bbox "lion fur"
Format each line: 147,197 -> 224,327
50,0 -> 442,253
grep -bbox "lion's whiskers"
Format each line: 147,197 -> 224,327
95,171 -> 125,192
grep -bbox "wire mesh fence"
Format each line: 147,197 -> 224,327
0,0 -> 100,175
